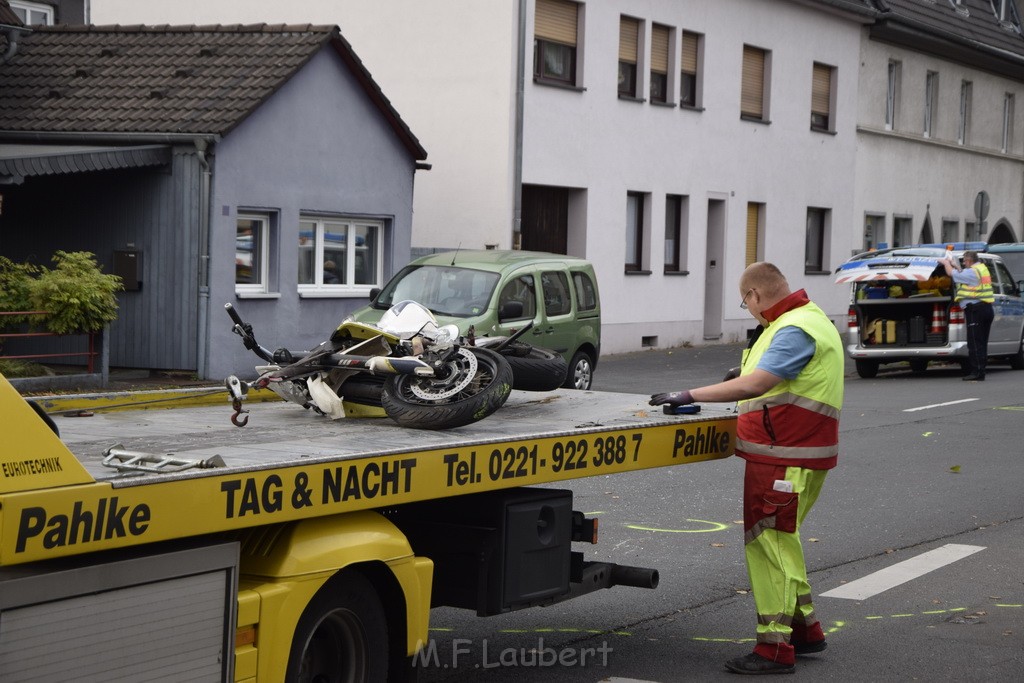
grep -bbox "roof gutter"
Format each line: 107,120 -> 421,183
0,131 -> 221,145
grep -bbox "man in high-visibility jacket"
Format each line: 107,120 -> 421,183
650,261 -> 844,675
941,250 -> 994,381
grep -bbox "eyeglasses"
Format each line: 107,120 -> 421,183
740,288 -> 755,310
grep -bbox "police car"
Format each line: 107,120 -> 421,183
835,246 -> 1024,378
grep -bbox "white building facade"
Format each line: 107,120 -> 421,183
91,1 -> 1022,356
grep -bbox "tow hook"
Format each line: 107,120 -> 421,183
226,375 -> 250,427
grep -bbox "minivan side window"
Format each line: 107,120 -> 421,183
541,271 -> 572,317
573,271 -> 598,311
497,274 -> 537,321
992,260 -> 1018,296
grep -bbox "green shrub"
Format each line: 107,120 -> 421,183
27,251 -> 123,334
0,358 -> 50,378
0,256 -> 41,330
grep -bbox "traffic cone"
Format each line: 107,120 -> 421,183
930,303 -> 945,333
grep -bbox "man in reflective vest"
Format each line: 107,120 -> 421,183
650,261 -> 844,675
941,250 -> 994,381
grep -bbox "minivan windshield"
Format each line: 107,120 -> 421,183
373,265 -> 501,318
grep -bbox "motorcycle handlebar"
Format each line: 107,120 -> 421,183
224,303 -> 275,363
225,303 -> 245,326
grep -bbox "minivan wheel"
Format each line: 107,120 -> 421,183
564,351 -> 594,390
1010,333 -> 1024,370
855,359 -> 879,379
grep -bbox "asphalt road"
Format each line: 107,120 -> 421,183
416,344 -> 1024,682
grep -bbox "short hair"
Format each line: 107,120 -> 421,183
963,250 -> 979,262
740,262 -> 790,301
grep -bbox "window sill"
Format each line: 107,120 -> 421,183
624,269 -> 652,276
740,115 -> 771,125
618,94 -> 646,104
235,291 -> 281,299
804,270 -> 831,276
299,289 -> 377,298
650,100 -> 676,108
680,103 -> 704,112
810,127 -> 837,136
533,78 -> 586,93
664,270 -> 690,276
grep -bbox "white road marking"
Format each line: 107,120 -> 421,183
820,543 -> 985,600
903,398 -> 979,412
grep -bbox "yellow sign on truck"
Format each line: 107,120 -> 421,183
0,374 -> 734,682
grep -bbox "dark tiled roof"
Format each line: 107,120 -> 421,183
875,0 -> 1024,74
0,24 -> 427,159
0,0 -> 22,27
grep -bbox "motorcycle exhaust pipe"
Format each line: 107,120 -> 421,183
610,564 -> 660,590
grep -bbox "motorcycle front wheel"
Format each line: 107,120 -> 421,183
381,347 -> 513,429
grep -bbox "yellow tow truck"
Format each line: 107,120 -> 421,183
0,374 -> 735,682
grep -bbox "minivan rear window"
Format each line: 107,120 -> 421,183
573,271 -> 599,311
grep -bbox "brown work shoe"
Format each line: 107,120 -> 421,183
724,652 -> 795,675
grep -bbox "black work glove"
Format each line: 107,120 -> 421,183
722,367 -> 741,382
649,390 -> 694,407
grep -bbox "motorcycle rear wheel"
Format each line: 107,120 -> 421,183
381,347 -> 513,429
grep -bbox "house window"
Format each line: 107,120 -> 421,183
924,71 -> 938,138
625,191 -> 645,272
864,214 -> 886,251
1002,93 -> 1015,153
958,80 -> 972,145
746,203 -> 764,267
9,0 -> 53,24
235,214 -> 274,294
649,24 -> 670,104
886,60 -> 901,130
680,31 -> 701,107
810,63 -> 835,132
965,220 -> 979,242
893,216 -> 912,247
805,207 -> 830,273
298,216 -> 383,294
741,45 -> 769,121
664,194 -> 689,272
941,219 -> 959,244
618,16 -> 640,98
534,0 -> 578,86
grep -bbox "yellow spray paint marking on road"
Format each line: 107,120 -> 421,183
626,519 -> 731,533
996,406 -> 1024,411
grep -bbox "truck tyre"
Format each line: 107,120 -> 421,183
286,570 -> 389,683
499,343 -> 568,392
1010,333 -> 1024,370
855,359 -> 879,379
382,347 -> 513,429
564,350 -> 594,390
909,359 -> 928,374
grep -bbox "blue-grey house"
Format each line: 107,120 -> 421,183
0,21 -> 428,379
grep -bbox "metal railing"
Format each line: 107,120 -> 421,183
0,311 -> 99,372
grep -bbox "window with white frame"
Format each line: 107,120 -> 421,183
941,219 -> 959,244
298,216 -> 383,294
625,191 -> 646,272
1002,93 -> 1015,153
741,45 -> 770,121
958,80 -> 972,145
533,0 -> 579,87
893,216 -> 912,247
618,16 -> 641,98
9,1 -> 53,24
924,71 -> 938,138
864,213 -> 886,251
235,214 -> 275,295
664,194 -> 688,273
885,60 -> 901,130
810,62 -> 835,132
679,31 -> 702,108
805,207 -> 830,273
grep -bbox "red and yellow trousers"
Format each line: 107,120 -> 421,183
742,460 -> 829,665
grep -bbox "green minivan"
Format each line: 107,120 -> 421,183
348,250 -> 601,389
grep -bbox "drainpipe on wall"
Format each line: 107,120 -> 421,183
194,139 -> 213,379
512,0 -> 526,250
